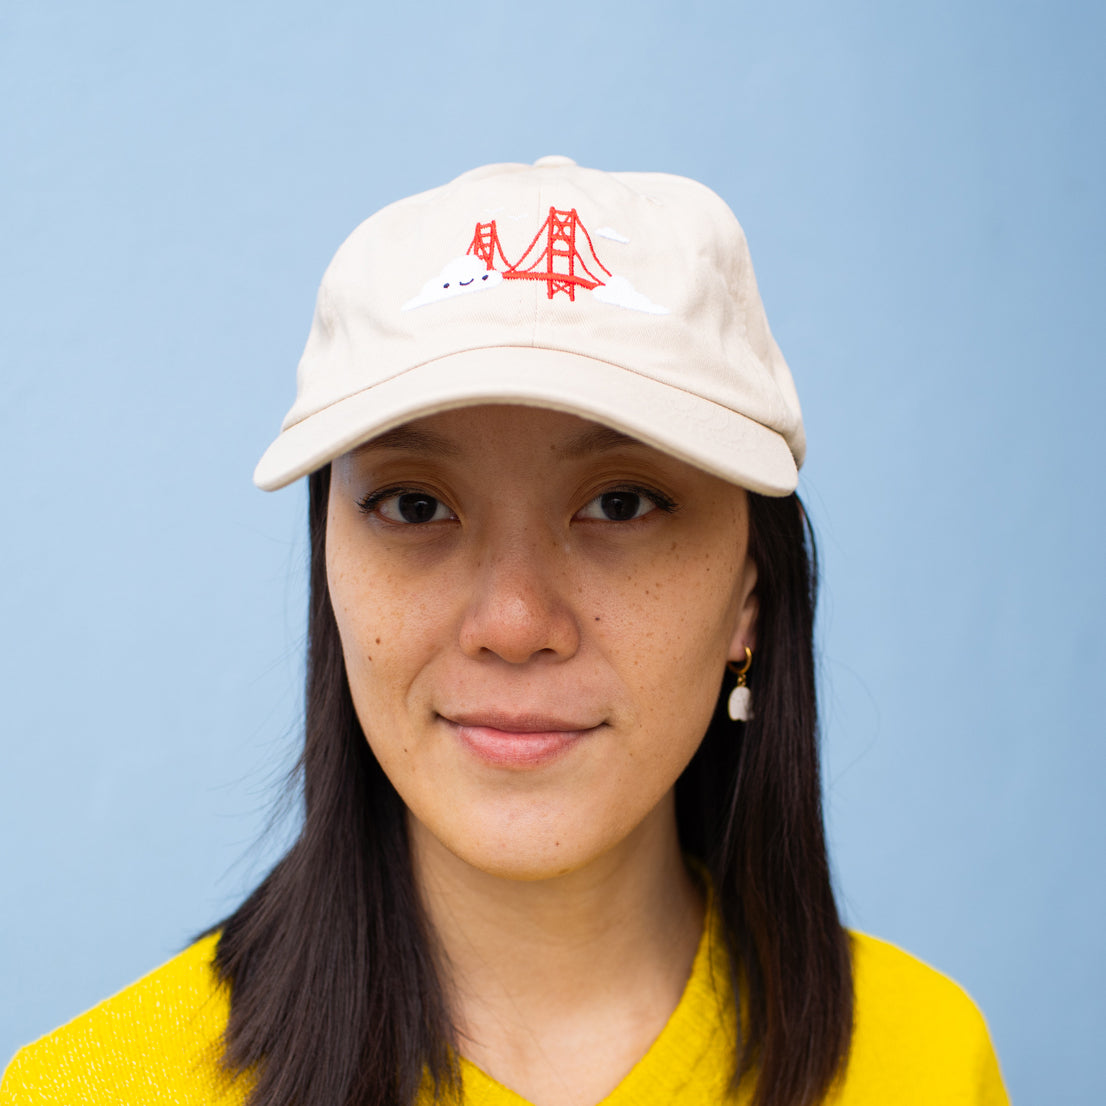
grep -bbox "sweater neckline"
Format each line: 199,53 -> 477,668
455,899 -> 736,1105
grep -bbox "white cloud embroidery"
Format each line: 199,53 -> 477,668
596,226 -> 630,244
402,256 -> 504,311
591,275 -> 669,315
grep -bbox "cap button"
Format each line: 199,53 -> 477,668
532,155 -> 577,168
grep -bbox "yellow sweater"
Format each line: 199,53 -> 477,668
1,918 -> 1008,1105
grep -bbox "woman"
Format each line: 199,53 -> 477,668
1,157 -> 1008,1105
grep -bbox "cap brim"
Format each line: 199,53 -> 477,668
253,346 -> 798,496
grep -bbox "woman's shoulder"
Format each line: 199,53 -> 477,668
0,932 -> 246,1106
836,930 -> 1009,1105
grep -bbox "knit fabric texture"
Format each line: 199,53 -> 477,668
1,914 -> 1009,1105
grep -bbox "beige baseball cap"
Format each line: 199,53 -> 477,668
254,155 -> 805,496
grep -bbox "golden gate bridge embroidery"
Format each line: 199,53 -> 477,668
401,207 -> 668,314
467,207 -> 612,302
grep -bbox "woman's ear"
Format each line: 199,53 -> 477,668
728,554 -> 759,662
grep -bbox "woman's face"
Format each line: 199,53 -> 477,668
327,405 -> 758,882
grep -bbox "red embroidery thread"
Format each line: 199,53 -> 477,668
466,208 -> 612,301
467,222 -> 513,271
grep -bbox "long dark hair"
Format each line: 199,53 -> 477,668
212,465 -> 853,1106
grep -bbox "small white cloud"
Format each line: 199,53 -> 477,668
402,256 -> 504,310
591,275 -> 669,316
596,226 -> 630,243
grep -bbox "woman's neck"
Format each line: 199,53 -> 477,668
409,793 -> 705,1106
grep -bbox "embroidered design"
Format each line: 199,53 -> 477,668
402,207 -> 668,315
592,275 -> 668,315
596,226 -> 630,244
402,256 -> 504,310
487,207 -> 611,302
468,220 -> 514,272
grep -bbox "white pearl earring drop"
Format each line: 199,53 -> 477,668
727,646 -> 753,722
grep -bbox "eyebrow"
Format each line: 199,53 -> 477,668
560,424 -> 646,458
352,425 -> 462,458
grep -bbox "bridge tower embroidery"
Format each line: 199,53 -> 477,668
467,207 -> 612,301
468,220 -> 513,271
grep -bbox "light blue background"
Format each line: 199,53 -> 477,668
2,2 -> 1103,1101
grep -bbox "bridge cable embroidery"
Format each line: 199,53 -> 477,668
467,207 -> 612,301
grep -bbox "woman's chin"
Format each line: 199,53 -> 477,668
425,827 -> 600,883
407,796 -> 670,888
462,852 -> 586,884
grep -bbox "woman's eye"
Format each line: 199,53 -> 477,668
371,492 -> 455,525
577,490 -> 656,522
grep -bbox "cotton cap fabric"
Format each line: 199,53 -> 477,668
254,156 -> 806,496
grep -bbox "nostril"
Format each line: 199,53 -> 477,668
459,589 -> 580,665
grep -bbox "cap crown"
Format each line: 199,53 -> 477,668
256,157 -> 804,493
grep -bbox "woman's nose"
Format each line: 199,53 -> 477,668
457,531 -> 580,665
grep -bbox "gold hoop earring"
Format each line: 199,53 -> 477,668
727,646 -> 753,722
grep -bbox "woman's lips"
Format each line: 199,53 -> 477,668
442,713 -> 601,768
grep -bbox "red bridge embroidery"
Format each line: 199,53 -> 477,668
467,208 -> 612,301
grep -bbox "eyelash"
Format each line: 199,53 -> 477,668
356,484 -> 680,523
580,485 -> 679,520
357,486 -> 453,520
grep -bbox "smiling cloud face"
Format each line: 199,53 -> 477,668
402,255 -> 504,310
